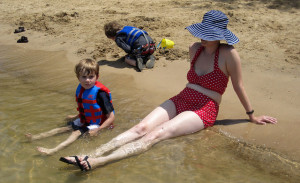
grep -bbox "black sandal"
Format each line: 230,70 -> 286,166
14,27 -> 25,33
17,36 -> 28,43
59,156 -> 76,165
74,156 -> 91,171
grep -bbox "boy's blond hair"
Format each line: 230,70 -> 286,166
75,59 -> 99,78
104,21 -> 123,38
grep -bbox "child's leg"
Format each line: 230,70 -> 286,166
124,56 -> 137,66
37,130 -> 82,155
25,126 -> 72,141
145,54 -> 155,69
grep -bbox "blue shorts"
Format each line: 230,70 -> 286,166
69,118 -> 100,135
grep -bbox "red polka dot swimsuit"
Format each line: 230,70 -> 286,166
170,46 -> 229,128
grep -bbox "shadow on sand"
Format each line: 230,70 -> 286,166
97,57 -> 139,72
214,119 -> 249,126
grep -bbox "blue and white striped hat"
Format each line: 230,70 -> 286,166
186,10 -> 239,45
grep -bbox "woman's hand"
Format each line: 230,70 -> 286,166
250,115 -> 277,125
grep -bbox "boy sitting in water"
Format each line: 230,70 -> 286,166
104,21 -> 156,72
25,59 -> 115,155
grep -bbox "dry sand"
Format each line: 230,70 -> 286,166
0,0 -> 299,161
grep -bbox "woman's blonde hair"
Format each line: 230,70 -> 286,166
75,59 -> 99,78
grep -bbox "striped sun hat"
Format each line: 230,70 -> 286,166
186,10 -> 239,45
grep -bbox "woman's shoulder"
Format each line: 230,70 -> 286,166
219,44 -> 240,66
219,43 -> 235,50
189,42 -> 201,50
219,43 -> 239,56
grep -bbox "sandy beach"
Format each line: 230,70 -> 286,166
0,0 -> 299,177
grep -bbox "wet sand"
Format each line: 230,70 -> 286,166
0,0 -> 299,180
1,45 -> 299,182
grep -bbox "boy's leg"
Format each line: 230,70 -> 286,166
37,130 -> 82,155
25,126 -> 72,141
125,55 -> 144,72
145,55 -> 155,69
124,56 -> 136,66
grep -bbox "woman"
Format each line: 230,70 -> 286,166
61,10 -> 277,171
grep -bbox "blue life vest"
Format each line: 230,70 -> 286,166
117,26 -> 148,47
75,81 -> 113,126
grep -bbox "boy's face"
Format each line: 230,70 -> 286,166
78,72 -> 98,89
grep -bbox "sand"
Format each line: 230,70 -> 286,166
0,0 -> 299,161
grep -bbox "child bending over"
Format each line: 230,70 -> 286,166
104,21 -> 156,72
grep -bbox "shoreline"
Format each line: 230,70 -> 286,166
0,0 -> 299,163
1,39 -> 299,164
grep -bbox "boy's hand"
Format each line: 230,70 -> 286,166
65,114 -> 79,122
88,129 -> 99,136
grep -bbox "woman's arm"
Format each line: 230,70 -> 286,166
226,47 -> 277,124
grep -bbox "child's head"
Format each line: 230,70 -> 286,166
75,59 -> 99,78
104,21 -> 122,39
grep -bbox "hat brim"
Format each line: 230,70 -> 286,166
186,23 -> 239,45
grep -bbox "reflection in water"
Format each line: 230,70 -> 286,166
0,45 -> 299,183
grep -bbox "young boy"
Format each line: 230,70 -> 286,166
104,21 -> 156,72
25,59 -> 115,155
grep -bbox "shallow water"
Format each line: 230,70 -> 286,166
0,45 -> 299,183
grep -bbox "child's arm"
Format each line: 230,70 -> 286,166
89,112 -> 115,136
65,114 -> 79,122
89,90 -> 115,136
115,35 -> 131,53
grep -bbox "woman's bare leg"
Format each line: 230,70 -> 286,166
25,126 -> 72,141
37,130 -> 81,155
78,111 -> 204,170
90,100 -> 177,157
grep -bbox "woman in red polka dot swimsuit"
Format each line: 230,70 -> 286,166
63,10 -> 277,171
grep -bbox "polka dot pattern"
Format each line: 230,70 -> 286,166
169,46 -> 229,128
170,87 -> 218,128
187,46 -> 228,95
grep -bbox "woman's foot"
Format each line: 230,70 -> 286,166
61,156 -> 96,171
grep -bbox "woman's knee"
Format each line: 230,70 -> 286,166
131,123 -> 148,136
143,127 -> 169,145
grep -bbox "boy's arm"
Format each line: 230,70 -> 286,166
94,112 -> 115,132
89,112 -> 114,136
115,35 -> 132,53
89,90 -> 115,136
65,114 -> 79,122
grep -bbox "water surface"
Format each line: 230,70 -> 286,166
0,45 -> 299,183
